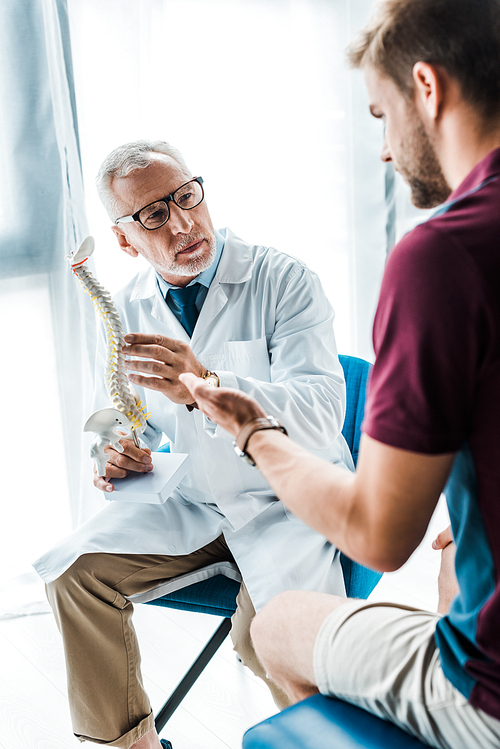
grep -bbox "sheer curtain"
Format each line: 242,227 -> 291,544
0,0 -> 97,615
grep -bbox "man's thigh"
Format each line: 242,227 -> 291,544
63,534 -> 234,599
313,600 -> 500,749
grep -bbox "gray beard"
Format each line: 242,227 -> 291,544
164,235 -> 217,278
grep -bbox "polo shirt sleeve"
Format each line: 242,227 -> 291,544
363,222 -> 489,454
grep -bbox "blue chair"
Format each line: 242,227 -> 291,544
242,694 -> 427,749
145,354 -> 381,742
337,355 -> 380,594
338,354 -> 370,467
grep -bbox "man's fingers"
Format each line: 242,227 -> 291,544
125,358 -> 173,378
123,343 -> 174,361
105,440 -> 152,462
110,453 -> 153,472
125,333 -> 168,345
179,371 -> 198,388
128,373 -> 168,391
103,462 -> 131,479
179,372 -> 269,438
94,475 -> 114,493
124,333 -> 181,353
432,524 -> 454,550
437,540 -> 459,614
179,373 -> 222,411
93,435 -> 153,494
180,372 -> 208,399
119,439 -> 152,461
104,441 -> 153,472
93,469 -> 120,492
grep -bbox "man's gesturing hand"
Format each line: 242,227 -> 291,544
180,372 -> 267,437
93,438 -> 153,493
124,333 -> 206,404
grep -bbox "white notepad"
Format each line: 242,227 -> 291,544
108,452 -> 190,504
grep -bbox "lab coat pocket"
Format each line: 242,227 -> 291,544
223,337 -> 270,380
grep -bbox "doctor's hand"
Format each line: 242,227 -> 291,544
123,333 -> 206,404
93,438 -> 153,493
180,372 -> 267,437
432,524 -> 459,614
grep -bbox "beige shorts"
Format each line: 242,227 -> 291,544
313,599 -> 500,749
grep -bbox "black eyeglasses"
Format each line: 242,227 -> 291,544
115,176 -> 204,231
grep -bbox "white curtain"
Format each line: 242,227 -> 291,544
0,0 -> 97,615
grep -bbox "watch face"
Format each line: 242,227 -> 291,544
204,372 -> 219,388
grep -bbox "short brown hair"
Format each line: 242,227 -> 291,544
347,0 -> 500,119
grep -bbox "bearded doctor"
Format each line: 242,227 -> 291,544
34,139 -> 353,749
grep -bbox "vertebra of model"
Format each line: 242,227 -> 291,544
68,236 -> 150,476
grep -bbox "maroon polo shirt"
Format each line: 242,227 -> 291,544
363,149 -> 500,720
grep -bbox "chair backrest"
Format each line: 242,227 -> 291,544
337,355 -> 382,599
338,354 -> 371,468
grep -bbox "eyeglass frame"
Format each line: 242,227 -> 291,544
115,176 -> 205,231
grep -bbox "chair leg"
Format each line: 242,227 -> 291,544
155,617 -> 233,733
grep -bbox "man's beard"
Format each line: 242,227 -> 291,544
165,231 -> 217,277
399,113 -> 451,209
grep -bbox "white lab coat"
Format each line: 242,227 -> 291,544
34,230 -> 353,611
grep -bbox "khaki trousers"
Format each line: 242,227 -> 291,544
47,535 -> 288,747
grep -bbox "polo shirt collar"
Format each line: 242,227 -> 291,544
448,147 -> 500,202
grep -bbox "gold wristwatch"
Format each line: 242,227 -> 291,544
203,370 -> 220,388
186,370 -> 219,411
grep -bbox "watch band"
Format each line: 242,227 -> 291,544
233,416 -> 288,467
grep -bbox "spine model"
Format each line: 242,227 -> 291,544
68,237 -> 150,474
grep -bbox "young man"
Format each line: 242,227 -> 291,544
181,1 -> 500,746
35,140 -> 353,748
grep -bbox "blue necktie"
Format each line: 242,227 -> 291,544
168,283 -> 201,337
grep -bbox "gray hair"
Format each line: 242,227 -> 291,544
96,139 -> 192,222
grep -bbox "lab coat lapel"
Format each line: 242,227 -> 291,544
128,230 -> 254,347
130,267 -> 191,342
190,229 -> 253,346
152,290 -> 191,342
190,283 -> 227,345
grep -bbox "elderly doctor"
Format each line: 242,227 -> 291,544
34,139 -> 353,749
